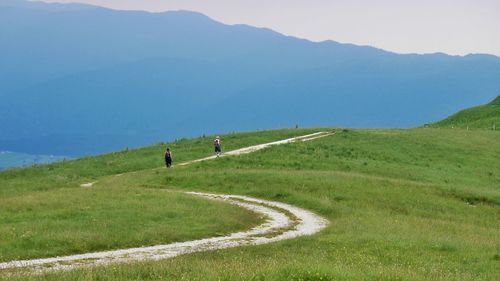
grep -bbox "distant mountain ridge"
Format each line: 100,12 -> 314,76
0,151 -> 69,170
1,0 -> 500,156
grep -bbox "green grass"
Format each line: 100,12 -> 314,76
0,128 -> 319,196
431,95 -> 500,130
0,187 -> 262,262
1,128 -> 499,280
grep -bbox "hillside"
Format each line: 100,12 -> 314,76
1,128 -> 498,280
2,0 -> 500,156
431,95 -> 500,129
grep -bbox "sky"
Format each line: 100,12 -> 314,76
38,0 -> 500,56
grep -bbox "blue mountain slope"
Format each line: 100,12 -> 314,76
0,151 -> 69,171
0,57 -> 271,154
1,0 -> 499,156
186,56 -> 500,131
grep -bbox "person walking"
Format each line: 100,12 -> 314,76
164,147 -> 172,168
214,136 -> 222,157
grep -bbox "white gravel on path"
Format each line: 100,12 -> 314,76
3,131 -> 333,272
178,131 -> 335,166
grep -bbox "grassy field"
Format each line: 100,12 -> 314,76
1,127 -> 499,280
431,95 -> 500,130
0,186 -> 262,263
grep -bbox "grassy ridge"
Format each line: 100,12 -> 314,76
0,128 -> 319,196
431,95 -> 500,130
2,128 -> 498,280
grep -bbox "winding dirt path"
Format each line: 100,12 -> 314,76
2,131 -> 333,272
0,192 -> 329,272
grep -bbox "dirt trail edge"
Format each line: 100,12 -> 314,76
3,131 -> 333,272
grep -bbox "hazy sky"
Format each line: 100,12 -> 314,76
38,0 -> 500,56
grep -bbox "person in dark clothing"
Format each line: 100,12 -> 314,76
164,148 -> 172,168
214,136 -> 222,157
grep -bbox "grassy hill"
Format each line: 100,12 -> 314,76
430,95 -> 500,130
0,128 -> 499,280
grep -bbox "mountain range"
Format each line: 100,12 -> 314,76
1,0 -> 500,156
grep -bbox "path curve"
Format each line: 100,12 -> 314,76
0,192 -> 329,272
3,131 -> 334,272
